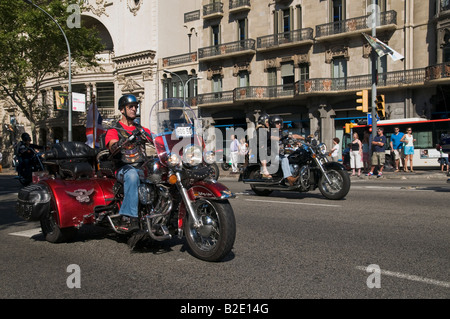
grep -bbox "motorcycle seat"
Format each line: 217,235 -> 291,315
45,142 -> 96,161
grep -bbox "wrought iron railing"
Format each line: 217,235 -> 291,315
197,90 -> 234,105
203,2 -> 223,17
229,0 -> 250,10
316,10 -> 397,38
162,52 -> 197,67
295,68 -> 426,94
257,28 -> 314,49
425,62 -> 450,80
233,84 -> 295,101
194,66 -> 444,106
198,39 -> 256,59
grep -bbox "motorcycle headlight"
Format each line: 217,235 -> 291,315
204,150 -> 215,164
183,145 -> 202,166
318,143 -> 327,155
168,153 -> 181,167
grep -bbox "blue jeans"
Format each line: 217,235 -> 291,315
280,155 -> 292,179
116,165 -> 142,218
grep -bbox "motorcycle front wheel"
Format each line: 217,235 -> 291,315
184,199 -> 236,262
318,168 -> 350,200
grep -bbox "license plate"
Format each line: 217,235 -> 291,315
175,126 -> 193,138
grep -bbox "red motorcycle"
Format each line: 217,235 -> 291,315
16,99 -> 236,262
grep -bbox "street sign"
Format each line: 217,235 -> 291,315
367,113 -> 380,125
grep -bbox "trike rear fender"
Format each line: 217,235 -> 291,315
41,178 -> 116,228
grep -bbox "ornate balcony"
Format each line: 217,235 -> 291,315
257,28 -> 314,52
197,90 -> 234,106
233,84 -> 295,102
425,62 -> 450,81
198,39 -> 256,62
315,10 -> 397,41
203,2 -> 223,19
295,68 -> 426,95
194,66 -> 439,107
161,52 -> 197,68
229,0 -> 250,14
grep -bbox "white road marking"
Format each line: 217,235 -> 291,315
9,227 -> 42,238
245,198 -> 341,208
356,266 -> 450,288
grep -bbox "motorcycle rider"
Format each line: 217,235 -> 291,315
105,94 -> 153,232
269,115 -> 304,186
16,133 -> 43,183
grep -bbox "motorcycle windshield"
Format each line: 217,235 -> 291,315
149,98 -> 205,167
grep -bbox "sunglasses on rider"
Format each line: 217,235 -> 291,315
126,104 -> 139,109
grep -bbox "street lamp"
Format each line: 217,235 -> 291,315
23,0 -> 73,141
163,69 -> 202,104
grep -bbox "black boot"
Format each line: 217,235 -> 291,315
118,216 -> 140,232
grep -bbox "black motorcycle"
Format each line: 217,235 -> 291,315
239,133 -> 351,200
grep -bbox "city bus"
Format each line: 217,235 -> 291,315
343,118 -> 450,169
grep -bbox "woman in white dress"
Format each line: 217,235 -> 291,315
350,132 -> 363,177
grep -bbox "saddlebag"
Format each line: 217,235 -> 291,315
16,184 -> 51,221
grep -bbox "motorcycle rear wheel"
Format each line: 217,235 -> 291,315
184,199 -> 236,262
318,168 -> 350,200
249,169 -> 273,196
40,200 -> 77,243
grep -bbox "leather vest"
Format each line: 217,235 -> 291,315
114,121 -> 145,168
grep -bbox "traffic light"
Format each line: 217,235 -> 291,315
356,90 -> 369,113
376,94 -> 385,119
345,122 -> 358,134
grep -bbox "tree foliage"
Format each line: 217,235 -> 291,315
0,0 -> 104,140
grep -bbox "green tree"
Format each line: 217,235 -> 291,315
0,0 -> 104,141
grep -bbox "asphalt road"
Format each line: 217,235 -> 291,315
0,173 -> 449,302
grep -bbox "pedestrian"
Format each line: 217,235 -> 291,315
436,145 -> 449,175
367,127 -> 387,178
389,126 -> 405,172
229,134 -> 240,173
239,137 -> 248,166
400,127 -> 416,172
329,137 -> 340,162
362,130 -> 370,173
350,132 -> 363,177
